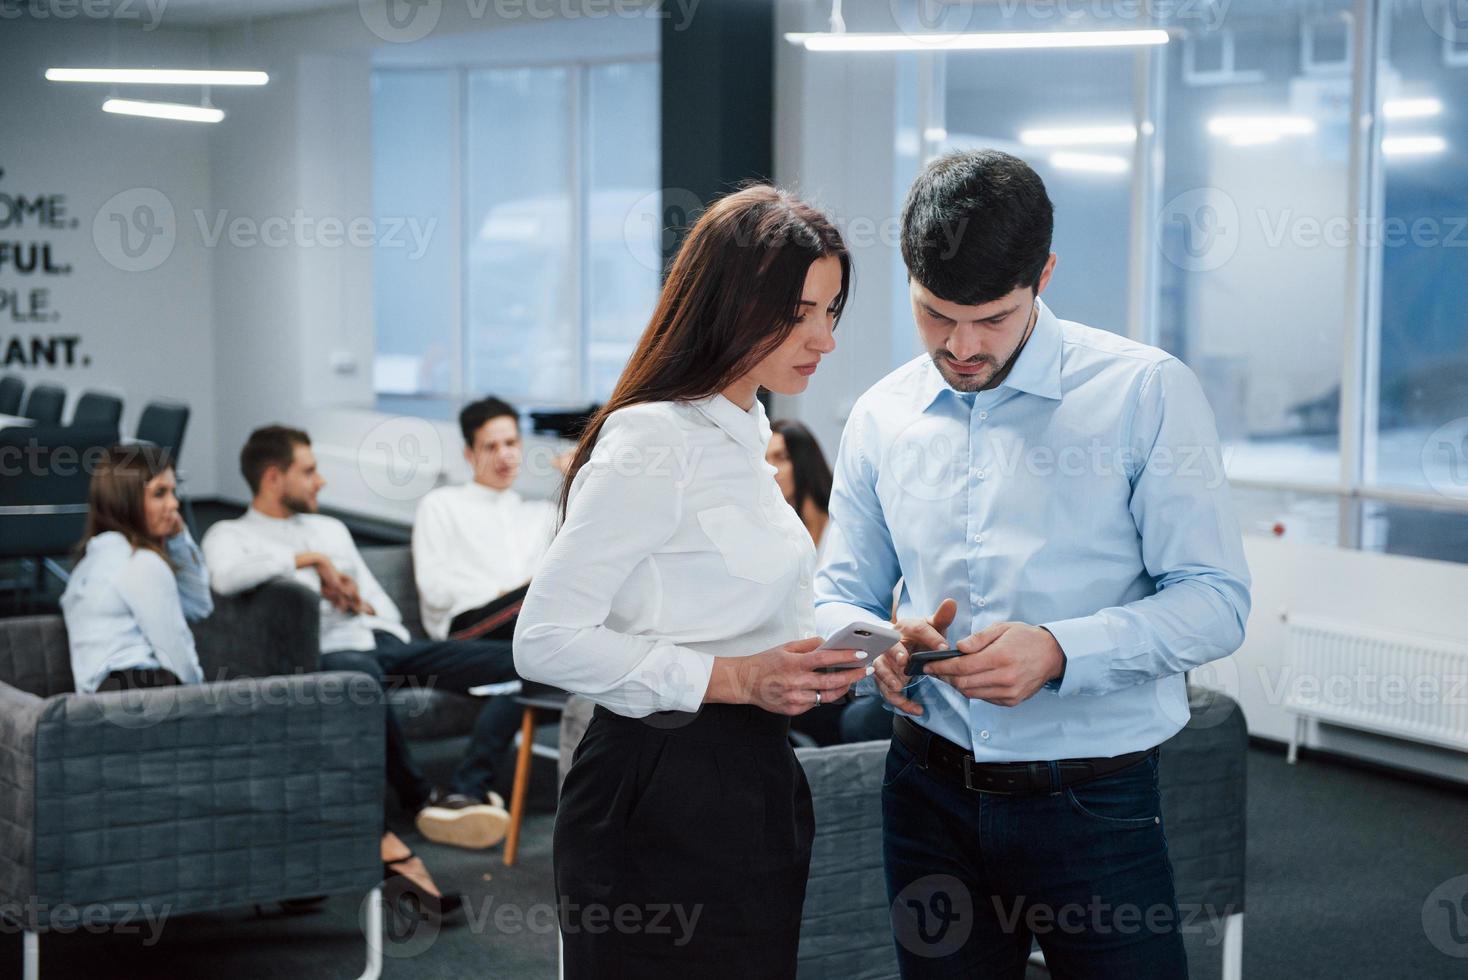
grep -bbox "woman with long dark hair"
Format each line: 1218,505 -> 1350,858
515,185 -> 862,978
767,419 -> 833,556
62,444 -> 211,693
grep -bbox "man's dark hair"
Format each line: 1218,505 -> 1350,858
901,149 -> 1054,306
459,396 -> 519,447
240,425 -> 310,494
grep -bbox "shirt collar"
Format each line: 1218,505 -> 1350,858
919,297 -> 1064,412
691,393 -> 771,456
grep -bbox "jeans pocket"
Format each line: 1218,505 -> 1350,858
1064,757 -> 1160,829
882,737 -> 920,789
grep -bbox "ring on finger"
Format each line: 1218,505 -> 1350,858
814,690 -> 822,706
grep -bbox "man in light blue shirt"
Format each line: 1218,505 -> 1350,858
814,150 -> 1250,977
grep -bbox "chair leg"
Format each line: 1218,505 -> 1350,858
1221,912 -> 1243,980
1287,716 -> 1304,765
23,929 -> 39,980
504,706 -> 537,867
356,886 -> 383,980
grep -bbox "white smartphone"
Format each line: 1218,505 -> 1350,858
815,621 -> 902,674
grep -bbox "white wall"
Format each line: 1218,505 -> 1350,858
206,4 -> 657,515
0,19 -> 218,493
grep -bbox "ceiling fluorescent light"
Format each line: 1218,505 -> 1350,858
47,68 -> 268,86
1381,135 -> 1447,157
102,99 -> 225,123
785,29 -> 1169,52
1020,124 -> 1137,147
1382,97 -> 1442,120
1049,151 -> 1129,174
1207,115 -> 1316,139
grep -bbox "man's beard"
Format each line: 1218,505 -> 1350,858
932,352 -> 1000,392
282,492 -> 317,515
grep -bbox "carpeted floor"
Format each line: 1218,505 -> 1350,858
3,739 -> 1466,978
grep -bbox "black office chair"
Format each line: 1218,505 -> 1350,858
0,375 -> 22,415
0,422 -> 119,596
72,391 -> 124,431
21,385 -> 65,424
135,401 -> 190,464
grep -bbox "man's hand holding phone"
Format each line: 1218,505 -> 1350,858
919,621 -> 1066,708
871,597 -> 960,716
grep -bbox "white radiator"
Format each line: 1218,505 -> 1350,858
1283,614 -> 1468,763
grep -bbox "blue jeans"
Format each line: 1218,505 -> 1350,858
321,631 -> 520,811
882,731 -> 1188,979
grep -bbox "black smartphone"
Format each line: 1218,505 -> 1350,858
905,649 -> 963,676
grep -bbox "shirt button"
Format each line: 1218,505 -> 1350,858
977,597 -> 988,607
979,411 -> 989,420
973,532 -> 984,544
973,468 -> 987,480
979,730 -> 990,740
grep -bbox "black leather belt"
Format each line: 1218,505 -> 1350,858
893,715 -> 1153,795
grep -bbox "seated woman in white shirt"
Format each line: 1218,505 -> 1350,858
412,395 -> 557,642
62,445 -> 211,693
515,185 -> 867,980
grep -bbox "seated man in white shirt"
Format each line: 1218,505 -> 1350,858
412,396 -> 557,641
202,425 -> 518,850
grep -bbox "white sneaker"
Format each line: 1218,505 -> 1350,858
415,790 -> 509,850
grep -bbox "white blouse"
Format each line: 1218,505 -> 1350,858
514,395 -> 816,717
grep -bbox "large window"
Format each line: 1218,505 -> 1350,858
883,0 -> 1468,562
373,59 -> 660,414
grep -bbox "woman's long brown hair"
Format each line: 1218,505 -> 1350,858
558,184 -> 851,518
77,444 -> 176,565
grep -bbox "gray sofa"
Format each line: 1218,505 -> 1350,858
0,614 -> 387,980
559,686 -> 1249,980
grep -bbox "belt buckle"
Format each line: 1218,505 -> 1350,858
962,755 -> 984,792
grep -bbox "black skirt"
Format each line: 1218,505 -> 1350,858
555,703 -> 815,979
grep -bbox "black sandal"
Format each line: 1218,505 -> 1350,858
382,851 -> 466,925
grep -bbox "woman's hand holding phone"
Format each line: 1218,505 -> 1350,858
707,638 -> 873,716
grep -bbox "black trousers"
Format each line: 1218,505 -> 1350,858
320,631 -> 520,811
97,667 -> 181,691
555,704 -> 815,980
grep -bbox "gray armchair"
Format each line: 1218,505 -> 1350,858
0,615 -> 387,980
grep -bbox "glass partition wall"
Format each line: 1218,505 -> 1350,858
887,0 -> 1467,562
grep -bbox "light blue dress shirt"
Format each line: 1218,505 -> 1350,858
61,530 -> 213,694
813,299 -> 1251,761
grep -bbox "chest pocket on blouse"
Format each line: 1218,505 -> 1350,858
696,504 -> 787,585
